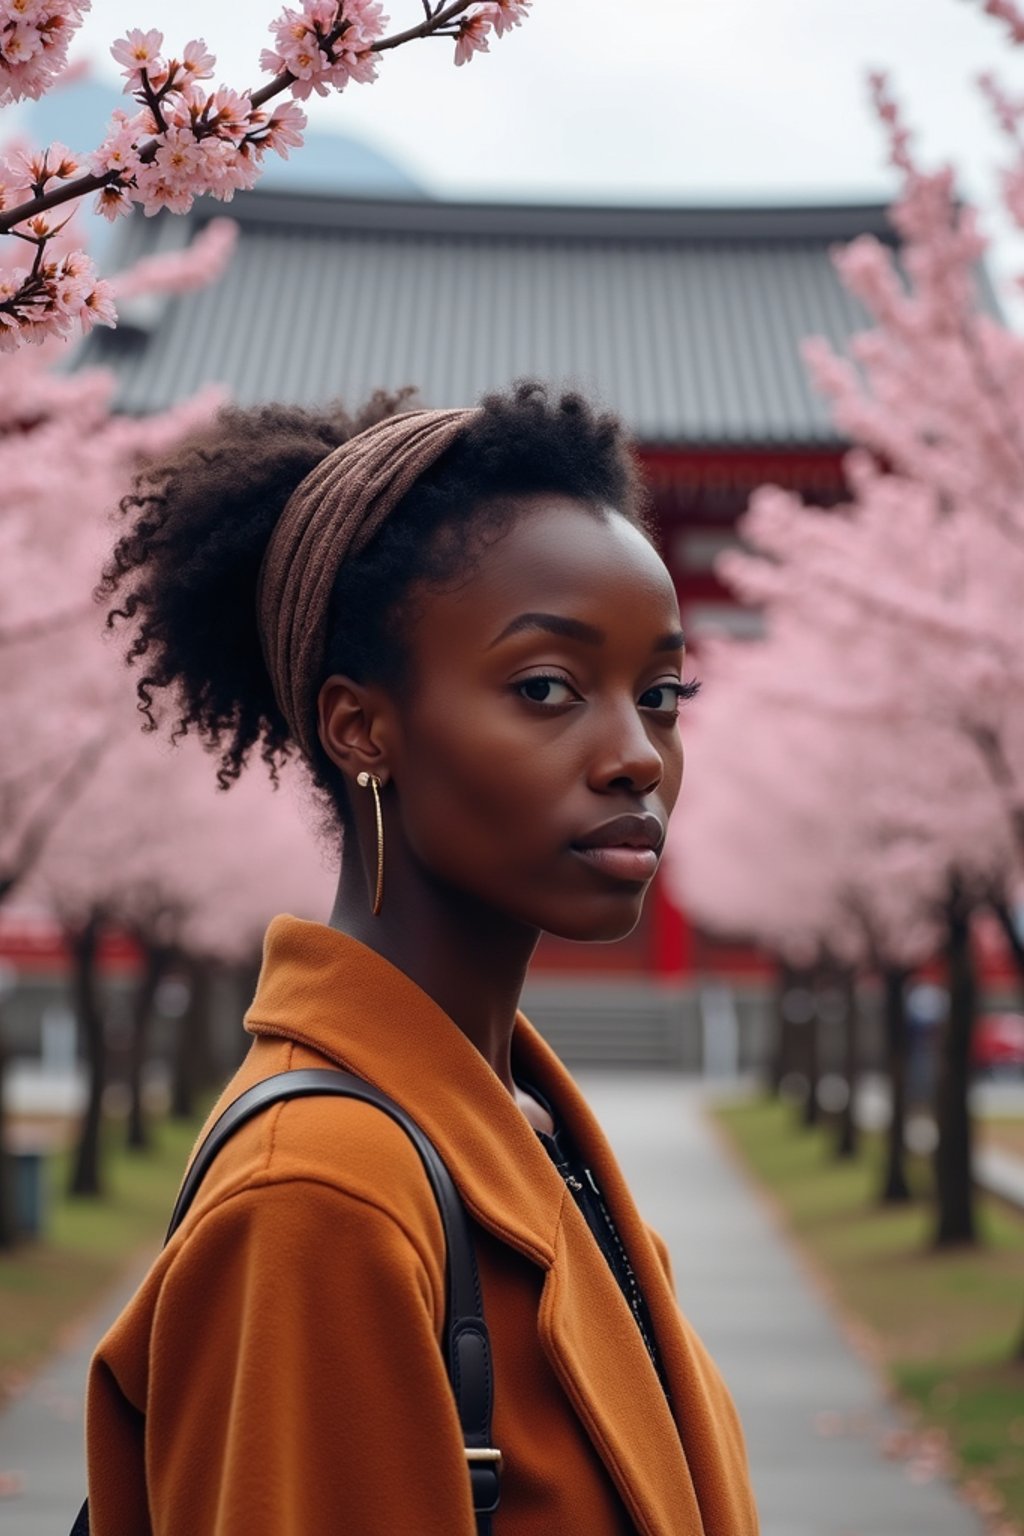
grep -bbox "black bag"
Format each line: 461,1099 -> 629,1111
70,1067 -> 500,1535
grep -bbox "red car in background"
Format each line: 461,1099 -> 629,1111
971,1013 -> 1024,1077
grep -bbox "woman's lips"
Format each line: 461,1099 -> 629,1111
571,845 -> 659,882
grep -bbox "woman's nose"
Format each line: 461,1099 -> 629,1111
587,707 -> 664,796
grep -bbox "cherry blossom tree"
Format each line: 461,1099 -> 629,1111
0,154 -> 235,1220
0,205 -> 236,909
27,717 -> 332,1188
0,1 -> 531,347
668,14 -> 1024,1251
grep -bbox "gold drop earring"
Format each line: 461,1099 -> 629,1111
356,772 -> 385,916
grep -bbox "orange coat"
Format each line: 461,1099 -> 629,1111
86,916 -> 759,1535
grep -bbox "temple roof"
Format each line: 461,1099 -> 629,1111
79,190 -> 918,447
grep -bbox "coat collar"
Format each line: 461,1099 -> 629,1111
245,913 -> 563,1267
245,916 -> 746,1536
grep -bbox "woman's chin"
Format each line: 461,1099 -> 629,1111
542,893 -> 647,945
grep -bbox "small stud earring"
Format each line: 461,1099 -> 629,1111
356,771 -> 384,916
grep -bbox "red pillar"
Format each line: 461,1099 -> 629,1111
651,875 -> 691,979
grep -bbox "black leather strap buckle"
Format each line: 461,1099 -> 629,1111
466,1449 -> 502,1516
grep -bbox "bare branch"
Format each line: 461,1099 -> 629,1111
0,730 -> 111,909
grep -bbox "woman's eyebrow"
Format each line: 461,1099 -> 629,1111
489,612 -> 686,652
489,612 -> 604,647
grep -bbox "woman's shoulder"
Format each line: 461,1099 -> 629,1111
175,1037 -> 448,1276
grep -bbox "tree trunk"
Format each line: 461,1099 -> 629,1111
801,990 -> 821,1129
68,911 -> 106,1198
990,894 -> 1024,1007
879,966 -> 912,1204
932,883 -> 978,1248
0,1026 -> 14,1247
835,973 -> 860,1160
126,940 -> 171,1151
171,955 -> 214,1121
767,963 -> 796,1096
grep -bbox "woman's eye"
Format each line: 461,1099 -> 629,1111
639,680 -> 699,713
516,676 -> 576,705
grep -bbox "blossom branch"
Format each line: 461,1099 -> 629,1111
1,1 -> 517,230
0,0 -> 529,347
975,0 -> 1024,46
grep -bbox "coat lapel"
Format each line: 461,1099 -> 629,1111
519,1022 -> 758,1536
537,1202 -> 705,1536
515,1023 -> 709,1536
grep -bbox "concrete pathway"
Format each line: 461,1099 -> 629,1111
976,1143 -> 1024,1209
0,1257 -> 151,1535
576,1072 -> 988,1536
0,1075 -> 993,1535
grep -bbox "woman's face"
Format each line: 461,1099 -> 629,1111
383,495 -> 688,943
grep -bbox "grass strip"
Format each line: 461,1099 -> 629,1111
0,1112 -> 205,1409
713,1094 -> 1024,1530
982,1117 -> 1024,1163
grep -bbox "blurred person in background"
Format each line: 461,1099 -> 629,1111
84,382 -> 757,1535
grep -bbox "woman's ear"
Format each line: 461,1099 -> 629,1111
316,674 -> 393,782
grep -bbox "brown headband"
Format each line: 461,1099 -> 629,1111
257,406 -> 477,760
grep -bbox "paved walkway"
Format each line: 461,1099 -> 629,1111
0,1075 -> 993,1535
577,1074 -> 987,1536
976,1143 -> 1024,1208
0,1255 -> 151,1535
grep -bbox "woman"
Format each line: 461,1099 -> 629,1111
87,383 -> 758,1535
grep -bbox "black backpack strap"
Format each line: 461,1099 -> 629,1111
71,1067 -> 499,1536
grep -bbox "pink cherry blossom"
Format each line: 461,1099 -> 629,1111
262,5 -> 330,80
978,70 -> 1024,137
261,0 -> 386,96
0,176 -> 244,953
1,1 -> 532,347
180,36 -> 215,82
132,164 -> 195,217
94,183 -> 132,221
344,0 -> 388,47
152,126 -> 204,186
190,137 -> 262,201
0,0 -> 90,104
667,54 -> 1024,1001
256,98 -> 307,159
344,45 -> 379,84
3,0 -> 48,20
490,0 -> 530,38
453,7 -> 497,66
110,216 -> 237,300
109,26 -> 164,88
5,138 -> 77,187
87,108 -> 145,181
78,277 -> 116,329
982,0 -> 1024,45
3,18 -> 42,62
198,85 -> 253,145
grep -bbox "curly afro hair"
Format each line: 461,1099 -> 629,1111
99,380 -> 650,822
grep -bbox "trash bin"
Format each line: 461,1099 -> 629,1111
4,1125 -> 58,1239
12,1148 -> 47,1237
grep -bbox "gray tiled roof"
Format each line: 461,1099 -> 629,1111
81,191 -> 905,447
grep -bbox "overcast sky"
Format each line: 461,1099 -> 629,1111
52,1 -> 1024,306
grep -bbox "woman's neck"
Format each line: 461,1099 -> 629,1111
328,856 -> 539,1095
